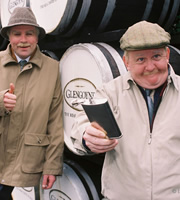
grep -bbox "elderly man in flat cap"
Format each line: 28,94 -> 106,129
0,7 -> 64,200
71,21 -> 180,199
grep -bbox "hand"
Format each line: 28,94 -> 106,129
42,175 -> 56,189
4,83 -> 16,111
83,123 -> 118,153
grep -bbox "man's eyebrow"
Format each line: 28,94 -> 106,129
26,30 -> 35,33
11,30 -> 20,33
134,53 -> 145,57
11,29 -> 36,32
134,50 -> 164,57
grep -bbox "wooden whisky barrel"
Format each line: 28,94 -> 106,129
59,42 -> 127,153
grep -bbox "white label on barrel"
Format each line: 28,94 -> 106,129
49,190 -> 71,200
60,43 -> 121,152
63,78 -> 96,152
30,0 -> 68,33
12,187 -> 36,200
40,164 -> 89,200
1,0 -> 26,27
8,0 -> 25,13
64,78 -> 96,112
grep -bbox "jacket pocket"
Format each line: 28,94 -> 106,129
22,133 -> 50,173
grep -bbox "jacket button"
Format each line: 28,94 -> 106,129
38,139 -> 42,144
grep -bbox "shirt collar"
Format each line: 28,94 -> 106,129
15,53 -> 30,63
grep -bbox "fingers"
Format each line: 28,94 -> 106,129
42,175 -> 48,189
4,93 -> 16,108
4,101 -> 16,111
9,83 -> 15,94
4,83 -> 16,111
85,138 -> 118,153
42,175 -> 56,189
84,124 -> 118,153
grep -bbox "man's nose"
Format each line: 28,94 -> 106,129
146,59 -> 155,70
20,34 -> 27,42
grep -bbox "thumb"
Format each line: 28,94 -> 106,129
9,83 -> 15,94
91,122 -> 106,133
91,122 -> 108,138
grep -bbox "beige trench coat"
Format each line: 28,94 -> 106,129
0,45 -> 64,187
71,66 -> 180,200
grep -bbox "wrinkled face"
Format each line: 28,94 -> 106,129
123,48 -> 170,89
9,25 -> 38,59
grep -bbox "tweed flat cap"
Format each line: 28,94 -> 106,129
1,7 -> 46,40
120,21 -> 171,51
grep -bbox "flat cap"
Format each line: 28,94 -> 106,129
120,21 -> 171,51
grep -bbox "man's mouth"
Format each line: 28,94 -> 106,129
144,70 -> 158,76
17,43 -> 30,48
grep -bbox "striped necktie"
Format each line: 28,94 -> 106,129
145,89 -> 154,124
19,60 -> 27,71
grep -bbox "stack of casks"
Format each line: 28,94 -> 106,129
1,0 -> 180,40
1,1 -> 180,200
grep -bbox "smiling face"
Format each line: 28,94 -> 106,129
123,47 -> 170,89
9,25 -> 38,59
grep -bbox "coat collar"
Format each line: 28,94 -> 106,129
167,64 -> 179,91
1,44 -> 43,69
28,46 -> 43,69
1,44 -> 17,66
123,71 -> 135,90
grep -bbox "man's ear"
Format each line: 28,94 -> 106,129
123,55 -> 129,71
166,47 -> 170,62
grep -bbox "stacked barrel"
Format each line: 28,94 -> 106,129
0,1 -> 179,199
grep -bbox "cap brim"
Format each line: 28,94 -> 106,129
123,43 -> 169,51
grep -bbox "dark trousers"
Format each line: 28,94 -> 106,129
0,184 -> 14,200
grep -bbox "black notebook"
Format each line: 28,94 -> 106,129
81,99 -> 122,139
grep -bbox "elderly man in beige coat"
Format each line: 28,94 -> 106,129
0,7 -> 64,200
71,21 -> 180,200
